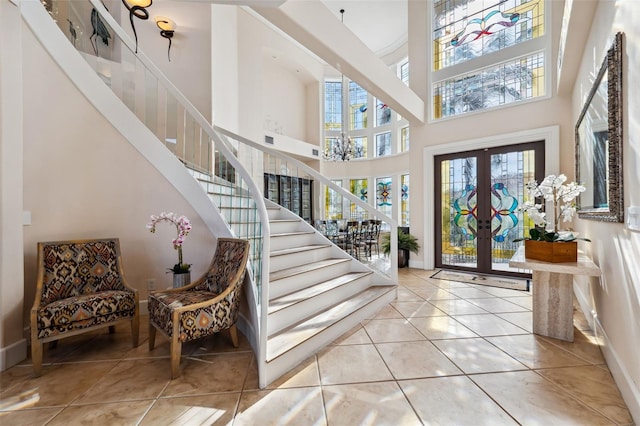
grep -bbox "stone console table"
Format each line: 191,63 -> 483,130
509,246 -> 601,342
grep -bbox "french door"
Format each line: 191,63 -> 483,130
435,141 -> 544,276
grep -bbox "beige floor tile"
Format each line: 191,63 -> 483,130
367,305 -> 404,320
376,341 -> 462,379
537,365 -> 633,424
407,287 -> 459,301
467,297 -> 530,313
496,311 -> 533,332
475,286 -> 531,298
429,279 -> 472,289
140,393 -> 240,425
430,299 -> 489,315
317,344 -> 393,385
487,334 -> 592,369
161,352 -> 252,397
445,287 -> 495,299
433,338 -> 527,374
408,316 -> 478,340
399,376 -> 517,425
234,387 -> 326,426
540,329 -> 605,365
471,371 -> 613,425
502,296 -> 533,310
391,301 -> 447,318
242,356 -> 260,391
188,331 -> 253,357
266,356 -> 320,389
0,408 -> 61,425
0,361 -> 118,408
331,325 -> 373,345
395,288 -> 425,301
323,381 -> 422,426
73,359 -> 169,404
362,318 -> 426,343
452,313 -> 529,336
47,400 -> 153,425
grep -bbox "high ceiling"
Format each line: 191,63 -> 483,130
319,0 -> 408,56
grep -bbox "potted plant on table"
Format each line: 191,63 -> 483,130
382,228 -> 420,268
147,212 -> 192,287
514,174 -> 590,262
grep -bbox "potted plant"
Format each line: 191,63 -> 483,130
382,228 -> 420,268
514,174 -> 590,262
147,212 -> 192,287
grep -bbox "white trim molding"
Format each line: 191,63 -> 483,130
422,125 -> 560,270
0,339 -> 27,372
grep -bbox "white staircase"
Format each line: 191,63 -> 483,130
196,174 -> 397,386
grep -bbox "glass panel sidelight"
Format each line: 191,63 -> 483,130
436,142 -> 543,276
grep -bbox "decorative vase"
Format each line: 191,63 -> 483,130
173,271 -> 191,288
524,240 -> 577,263
398,249 -> 409,268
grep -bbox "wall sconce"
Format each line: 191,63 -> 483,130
121,0 -> 152,53
155,17 -> 176,62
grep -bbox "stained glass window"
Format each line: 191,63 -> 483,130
433,0 -> 544,71
324,80 -> 342,131
350,178 -> 368,219
433,52 -> 545,119
352,136 -> 367,159
376,177 -> 393,219
325,179 -> 343,219
375,98 -> 392,127
349,81 -> 368,130
375,132 -> 392,157
401,174 -> 410,226
400,127 -> 410,152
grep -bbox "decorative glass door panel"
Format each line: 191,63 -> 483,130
436,142 -> 544,276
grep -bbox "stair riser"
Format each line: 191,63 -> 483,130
266,208 -> 288,221
269,220 -> 304,234
269,233 -> 318,252
263,288 -> 397,385
268,275 -> 373,335
269,261 -> 353,299
270,247 -> 333,272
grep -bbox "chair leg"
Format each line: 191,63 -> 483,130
229,324 -> 239,348
31,339 -> 43,377
131,313 -> 140,347
148,323 -> 156,351
170,336 -> 182,379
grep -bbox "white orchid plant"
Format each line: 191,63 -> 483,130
516,174 -> 590,243
147,212 -> 192,273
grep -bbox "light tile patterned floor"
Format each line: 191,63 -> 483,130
0,268 -> 633,425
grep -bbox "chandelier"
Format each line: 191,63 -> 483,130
324,133 -> 354,162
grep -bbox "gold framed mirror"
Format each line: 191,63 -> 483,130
575,32 -> 624,222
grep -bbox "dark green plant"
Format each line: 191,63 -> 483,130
513,226 -> 591,243
382,228 -> 420,255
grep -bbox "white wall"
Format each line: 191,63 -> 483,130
0,0 -> 27,370
20,18 -> 217,329
572,0 -> 640,420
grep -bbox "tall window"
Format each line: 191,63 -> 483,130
352,136 -> 367,159
324,81 -> 342,131
401,174 -> 410,226
399,60 -> 409,85
375,132 -> 392,157
325,179 -> 343,219
376,177 -> 392,219
432,0 -> 547,119
400,127 -> 410,152
349,82 -> 368,130
375,98 -> 392,127
350,179 -> 368,219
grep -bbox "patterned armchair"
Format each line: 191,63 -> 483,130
148,238 -> 250,379
30,238 -> 139,376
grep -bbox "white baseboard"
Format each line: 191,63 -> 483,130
140,299 -> 148,315
0,338 -> 27,371
574,287 -> 640,424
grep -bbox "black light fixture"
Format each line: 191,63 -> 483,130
155,16 -> 176,62
121,0 -> 152,53
323,9 -> 355,162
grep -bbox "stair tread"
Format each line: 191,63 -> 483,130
270,244 -> 330,257
270,219 -> 301,223
271,230 -> 315,237
266,286 -> 395,361
270,258 -> 351,282
269,272 -> 371,313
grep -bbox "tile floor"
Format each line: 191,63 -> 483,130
0,268 -> 634,425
